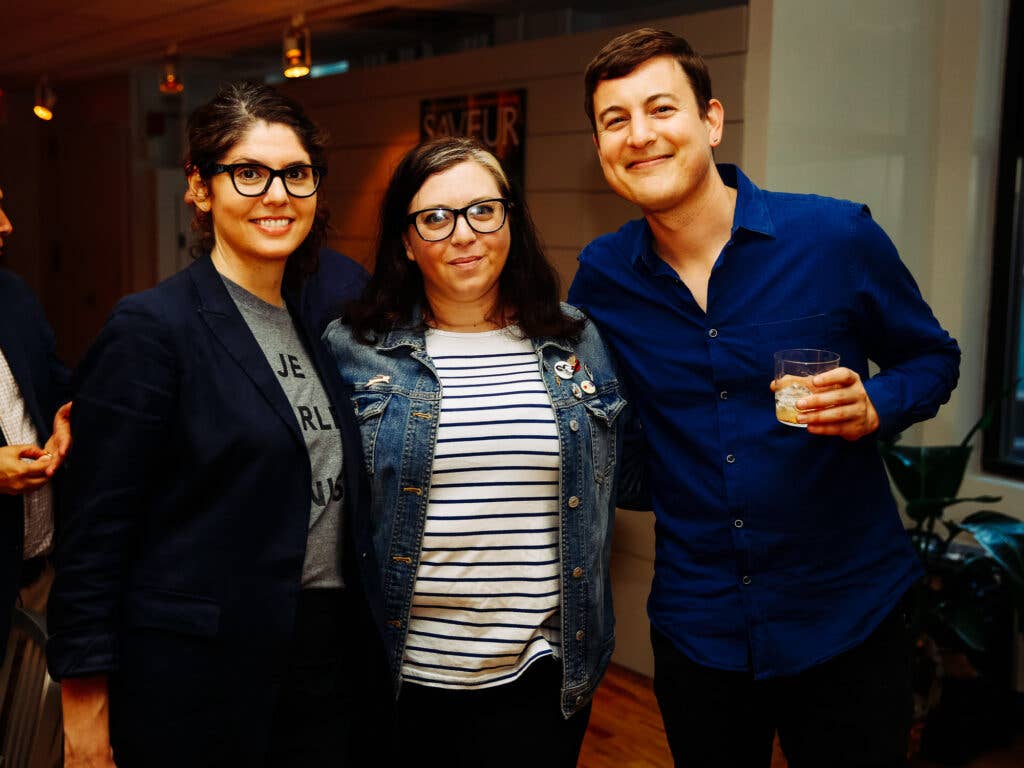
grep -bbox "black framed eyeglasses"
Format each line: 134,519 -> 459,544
407,198 -> 511,242
208,163 -> 325,198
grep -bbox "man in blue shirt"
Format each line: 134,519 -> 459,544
569,29 -> 960,768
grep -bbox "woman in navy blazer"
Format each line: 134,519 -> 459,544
47,83 -> 372,767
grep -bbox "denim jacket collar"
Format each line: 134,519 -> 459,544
377,301 -> 578,358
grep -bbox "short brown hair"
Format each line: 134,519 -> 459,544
584,28 -> 712,132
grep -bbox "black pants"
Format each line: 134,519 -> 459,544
652,604 -> 913,768
266,588 -> 362,766
392,656 -> 591,767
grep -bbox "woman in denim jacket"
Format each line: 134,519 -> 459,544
323,137 -> 626,765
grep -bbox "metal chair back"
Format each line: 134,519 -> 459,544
0,608 -> 62,768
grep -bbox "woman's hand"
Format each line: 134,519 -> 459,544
62,675 -> 117,767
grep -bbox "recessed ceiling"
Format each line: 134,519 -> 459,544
0,0 -> 743,87
0,1 -> 490,86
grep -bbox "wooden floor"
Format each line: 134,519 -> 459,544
579,663 -> 1024,768
578,662 -> 675,768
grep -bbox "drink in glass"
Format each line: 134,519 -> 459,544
774,348 -> 840,427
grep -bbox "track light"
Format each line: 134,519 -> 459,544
283,13 -> 311,79
33,77 -> 55,121
159,44 -> 184,95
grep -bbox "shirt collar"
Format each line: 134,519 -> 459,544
377,301 -> 577,356
632,163 -> 776,272
719,163 -> 774,238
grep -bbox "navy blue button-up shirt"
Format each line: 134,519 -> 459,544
569,165 -> 960,678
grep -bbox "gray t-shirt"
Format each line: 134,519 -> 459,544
223,276 -> 344,588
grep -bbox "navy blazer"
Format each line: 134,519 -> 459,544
0,268 -> 68,658
303,246 -> 370,336
47,256 -> 370,767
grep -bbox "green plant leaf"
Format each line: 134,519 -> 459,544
935,597 -> 989,653
879,444 -> 972,508
959,511 -> 1024,612
929,555 -> 1003,653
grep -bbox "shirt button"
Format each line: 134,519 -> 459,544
576,629 -> 585,641
720,391 -> 728,400
708,328 -> 719,338
742,575 -> 752,585
726,454 -> 736,464
568,496 -> 581,508
569,419 -> 579,432
734,519 -> 744,528
572,567 -> 583,579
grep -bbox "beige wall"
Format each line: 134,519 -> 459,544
284,5 -> 750,677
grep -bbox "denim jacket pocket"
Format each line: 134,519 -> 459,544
582,389 -> 627,483
351,390 -> 391,475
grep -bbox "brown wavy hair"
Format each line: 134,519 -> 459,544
183,81 -> 329,289
346,137 -> 583,344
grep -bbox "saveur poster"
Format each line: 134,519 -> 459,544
420,90 -> 526,187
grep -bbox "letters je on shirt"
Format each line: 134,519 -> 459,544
276,354 -> 306,379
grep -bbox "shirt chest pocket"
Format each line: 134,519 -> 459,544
752,313 -> 829,347
581,389 -> 627,485
728,314 -> 831,396
350,390 -> 391,475
752,313 -> 830,370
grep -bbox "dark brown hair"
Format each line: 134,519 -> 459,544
184,81 -> 328,289
584,28 -> 712,131
346,137 -> 583,344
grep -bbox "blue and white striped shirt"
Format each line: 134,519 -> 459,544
401,327 -> 561,689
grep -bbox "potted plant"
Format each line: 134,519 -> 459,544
880,415 -> 1024,764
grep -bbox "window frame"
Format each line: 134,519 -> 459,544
983,0 -> 1024,478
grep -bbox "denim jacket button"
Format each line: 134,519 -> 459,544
569,419 -> 579,432
575,629 -> 585,641
572,567 -> 583,579
575,695 -> 584,706
568,496 -> 581,508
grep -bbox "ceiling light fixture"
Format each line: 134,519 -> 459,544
283,13 -> 311,79
159,44 -> 184,95
33,77 -> 55,121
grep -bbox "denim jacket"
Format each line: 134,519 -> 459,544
323,304 -> 626,716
